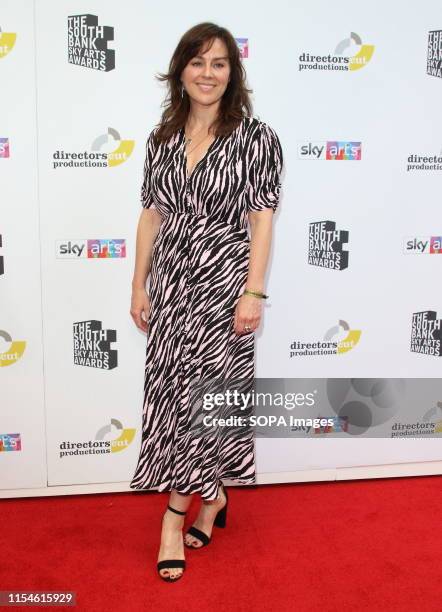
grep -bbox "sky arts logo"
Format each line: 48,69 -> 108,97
235,38 -> 248,58
58,418 -> 136,459
289,320 -> 362,357
411,311 -> 442,357
0,433 -> 21,452
0,138 -> 10,158
299,32 -> 374,72
73,320 -> 117,369
404,236 -> 442,254
68,14 -> 115,71
0,329 -> 26,367
406,150 -> 442,171
52,127 -> 134,169
298,141 -> 361,160
427,30 -> 442,78
56,239 -> 126,259
308,221 -> 349,270
0,26 -> 16,60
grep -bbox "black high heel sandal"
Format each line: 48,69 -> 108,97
157,504 -> 187,582
184,480 -> 229,548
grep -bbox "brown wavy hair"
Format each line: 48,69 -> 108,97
153,22 -> 253,145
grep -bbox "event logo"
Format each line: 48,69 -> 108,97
308,221 -> 349,270
427,30 -> 442,78
68,14 -> 115,71
56,239 -> 126,259
0,138 -> 10,158
406,149 -> 442,171
0,234 -> 3,275
289,320 -> 362,357
235,38 -> 248,58
410,311 -> 442,356
312,416 -> 349,434
58,418 -> 136,458
404,236 -> 442,254
73,320 -> 117,369
52,127 -> 134,169
298,141 -> 361,160
422,401 -> 442,434
299,32 -> 375,72
0,330 -> 26,367
0,26 -> 17,60
0,433 -> 21,452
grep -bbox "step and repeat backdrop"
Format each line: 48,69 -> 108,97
1,0 -> 441,495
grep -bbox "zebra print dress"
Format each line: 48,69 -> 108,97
129,115 -> 283,500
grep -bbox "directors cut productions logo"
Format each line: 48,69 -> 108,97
0,329 -> 26,367
298,141 -> 361,160
290,320 -> 362,358
410,311 -> 442,357
299,31 -> 375,72
0,26 -> 17,60
59,418 -> 135,459
56,239 -> 126,259
52,127 -> 134,169
406,146 -> 442,171
73,320 -> 117,369
308,221 -> 349,270
68,14 -> 115,71
427,30 -> 442,78
404,236 -> 442,254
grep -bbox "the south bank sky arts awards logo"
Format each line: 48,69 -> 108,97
308,221 -> 349,270
299,31 -> 375,72
0,329 -> 26,367
411,311 -> 442,357
0,25 -> 16,60
73,320 -> 117,370
52,127 -> 134,169
427,29 -> 442,78
290,320 -> 361,357
58,418 -> 135,459
68,14 -> 115,71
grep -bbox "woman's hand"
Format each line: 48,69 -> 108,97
234,293 -> 262,335
130,287 -> 151,333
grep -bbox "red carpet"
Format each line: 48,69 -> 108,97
1,476 -> 440,611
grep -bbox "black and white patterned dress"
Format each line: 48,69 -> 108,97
130,116 -> 283,500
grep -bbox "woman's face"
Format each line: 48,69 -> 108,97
181,37 -> 231,108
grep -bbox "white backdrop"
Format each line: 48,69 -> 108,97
1,0 -> 441,497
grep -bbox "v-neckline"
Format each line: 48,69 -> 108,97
182,128 -> 221,180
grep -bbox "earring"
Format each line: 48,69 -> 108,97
181,85 -> 185,98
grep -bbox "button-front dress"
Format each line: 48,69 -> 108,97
130,115 -> 283,500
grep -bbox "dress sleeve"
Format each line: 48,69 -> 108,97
245,122 -> 283,213
140,128 -> 157,209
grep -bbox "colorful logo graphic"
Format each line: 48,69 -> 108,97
56,239 -> 126,258
0,234 -> 3,275
68,14 -> 115,71
298,141 -> 361,160
299,32 -> 375,72
411,311 -> 442,357
309,221 -> 349,270
0,26 -> 17,60
52,128 -> 134,169
0,330 -> 26,367
235,38 -> 248,58
290,320 -> 362,357
0,138 -> 10,158
427,30 -> 442,78
404,236 -> 442,254
0,433 -> 21,452
59,418 -> 135,458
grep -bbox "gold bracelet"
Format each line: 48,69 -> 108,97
243,289 -> 268,299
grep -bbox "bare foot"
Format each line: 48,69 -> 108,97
184,485 -> 227,548
157,508 -> 185,580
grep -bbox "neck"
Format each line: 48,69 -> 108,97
186,101 -> 220,134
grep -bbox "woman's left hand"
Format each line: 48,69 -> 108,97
234,293 -> 262,335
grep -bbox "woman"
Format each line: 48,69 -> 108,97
129,22 -> 283,581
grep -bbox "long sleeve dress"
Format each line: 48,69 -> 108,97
129,115 -> 283,500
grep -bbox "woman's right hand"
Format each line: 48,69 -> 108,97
130,287 -> 151,333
